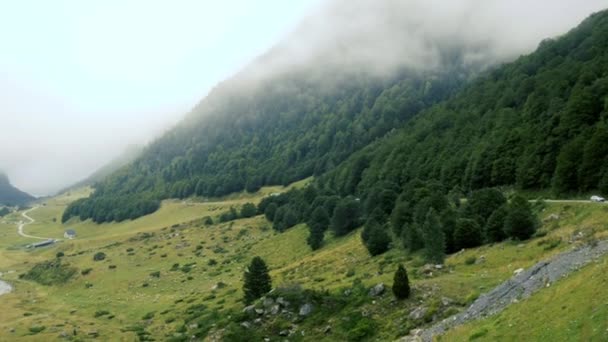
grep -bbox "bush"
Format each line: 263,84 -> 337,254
485,205 -> 508,242
20,259 -> 77,286
464,256 -> 477,265
56,252 -> 64,258
454,219 -> 483,249
504,195 -> 538,240
93,252 -> 106,261
361,221 -> 391,256
240,203 -> 258,218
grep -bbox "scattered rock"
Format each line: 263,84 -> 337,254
476,255 -> 486,264
254,318 -> 262,324
421,264 -> 435,274
188,323 -> 198,330
255,308 -> 265,315
243,305 -> 256,315
434,264 -> 443,270
240,321 -> 251,329
513,268 -> 524,276
410,329 -> 423,337
323,325 -> 331,334
270,304 -> 280,315
368,283 -> 385,297
409,307 -> 428,321
279,330 -> 289,336
441,297 -> 453,307
544,213 -> 560,222
343,289 -> 352,296
276,297 -> 290,307
299,303 -> 313,316
262,297 -> 275,308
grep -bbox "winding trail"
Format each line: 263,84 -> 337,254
417,240 -> 608,341
17,207 -> 51,240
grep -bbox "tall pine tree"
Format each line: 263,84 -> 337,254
392,264 -> 410,299
243,257 -> 272,304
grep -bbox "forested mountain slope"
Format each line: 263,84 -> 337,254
0,172 -> 34,206
324,9 -> 608,197
62,0 -> 510,223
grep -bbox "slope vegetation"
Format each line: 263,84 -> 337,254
326,10 -> 608,197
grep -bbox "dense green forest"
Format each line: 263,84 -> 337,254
0,172 -> 34,206
64,10 -> 608,228
265,9 -> 608,255
325,10 -> 608,197
63,57 -> 472,223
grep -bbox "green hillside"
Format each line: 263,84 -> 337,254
325,9 -> 608,196
2,184 -> 608,341
60,0 -> 519,225
0,172 -> 35,206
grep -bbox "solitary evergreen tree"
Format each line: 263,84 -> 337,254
454,219 -> 483,250
422,208 -> 445,264
361,220 -> 391,256
307,207 -> 330,250
243,257 -> 272,304
331,197 -> 361,236
240,203 -> 258,218
264,203 -> 278,222
392,264 -> 410,299
504,195 -> 538,240
485,205 -> 508,242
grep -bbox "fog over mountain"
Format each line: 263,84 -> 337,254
0,0 -> 605,196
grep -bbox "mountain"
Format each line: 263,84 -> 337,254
0,172 -> 35,206
58,145 -> 142,194
63,0 -> 514,223
322,9 -> 608,197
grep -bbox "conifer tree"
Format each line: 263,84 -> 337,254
243,257 -> 272,304
392,264 -> 410,299
504,195 -> 538,240
422,208 -> 445,264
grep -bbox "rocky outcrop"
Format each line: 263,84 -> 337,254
417,240 -> 608,341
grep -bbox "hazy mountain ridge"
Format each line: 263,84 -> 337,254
0,172 -> 35,206
62,0 -> 518,223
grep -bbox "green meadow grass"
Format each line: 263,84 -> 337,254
0,186 -> 607,340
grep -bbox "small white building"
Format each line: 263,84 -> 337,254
64,229 -> 76,239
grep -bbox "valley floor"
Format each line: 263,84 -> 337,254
0,186 -> 607,341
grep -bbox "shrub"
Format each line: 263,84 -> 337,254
504,195 -> 538,240
56,252 -> 64,258
94,310 -> 110,318
93,252 -> 106,261
454,219 -> 483,249
28,326 -> 45,334
464,256 -> 477,265
240,203 -> 258,218
20,259 -> 77,286
150,271 -> 161,278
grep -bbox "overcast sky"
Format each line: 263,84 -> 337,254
0,0 -> 322,196
0,0 -> 606,196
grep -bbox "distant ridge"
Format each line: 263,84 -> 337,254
0,172 -> 35,206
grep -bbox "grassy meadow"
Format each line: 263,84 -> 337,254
0,186 -> 607,341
